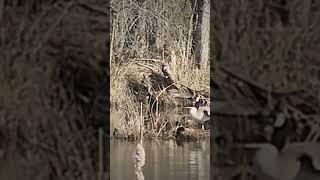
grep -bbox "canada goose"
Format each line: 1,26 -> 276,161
176,126 -> 186,146
250,115 -> 297,180
175,126 -> 197,145
241,114 -> 320,180
186,100 -> 210,130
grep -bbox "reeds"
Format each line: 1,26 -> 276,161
1,1 -> 106,179
110,0 -> 210,139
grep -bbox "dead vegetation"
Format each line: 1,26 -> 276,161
212,0 -> 320,179
110,0 -> 210,140
1,1 -> 108,179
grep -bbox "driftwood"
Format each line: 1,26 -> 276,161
132,61 -> 210,108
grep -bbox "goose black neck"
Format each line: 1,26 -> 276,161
298,154 -> 318,172
270,129 -> 287,150
270,113 -> 290,151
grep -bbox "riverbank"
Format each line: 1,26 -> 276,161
110,58 -> 210,141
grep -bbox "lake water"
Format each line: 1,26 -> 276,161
110,139 -> 210,180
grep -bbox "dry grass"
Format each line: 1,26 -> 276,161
110,62 -> 149,135
110,58 -> 209,139
1,1 -> 107,179
167,49 -> 210,91
110,0 -> 210,138
212,0 -> 320,179
1,54 -> 100,180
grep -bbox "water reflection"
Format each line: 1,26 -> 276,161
110,139 -> 210,180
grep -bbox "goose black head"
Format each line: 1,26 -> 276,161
176,127 -> 186,146
299,154 -> 313,166
191,95 -> 199,104
298,154 -> 320,173
255,107 -> 291,150
176,126 -> 185,135
195,99 -> 206,109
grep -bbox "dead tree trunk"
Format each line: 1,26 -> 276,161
191,0 -> 210,69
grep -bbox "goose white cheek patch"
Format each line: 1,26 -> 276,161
274,113 -> 286,128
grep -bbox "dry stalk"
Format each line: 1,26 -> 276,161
156,120 -> 169,138
134,102 -> 145,180
140,101 -> 144,143
150,83 -> 176,111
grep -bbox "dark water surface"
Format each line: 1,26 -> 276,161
110,139 -> 210,180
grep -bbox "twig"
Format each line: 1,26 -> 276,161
134,62 -> 158,72
137,58 -> 163,62
217,65 -> 304,95
150,83 -> 176,111
156,120 -> 169,138
78,2 -> 109,16
140,102 -> 143,143
23,1 -> 75,60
